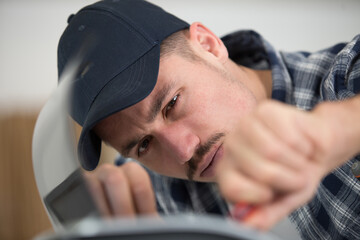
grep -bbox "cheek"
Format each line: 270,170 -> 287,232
143,159 -> 187,179
195,89 -> 256,132
139,148 -> 187,178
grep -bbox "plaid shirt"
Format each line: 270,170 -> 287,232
121,30 -> 360,240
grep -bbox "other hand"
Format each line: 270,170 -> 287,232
83,161 -> 158,218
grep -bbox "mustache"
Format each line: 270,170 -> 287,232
187,132 -> 225,180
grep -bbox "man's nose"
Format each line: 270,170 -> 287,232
155,124 -> 199,165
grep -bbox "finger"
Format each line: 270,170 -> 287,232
256,101 -> 314,158
96,164 -> 136,217
236,114 -> 308,171
217,164 -> 273,204
83,171 -> 112,217
226,140 -> 306,192
238,160 -> 321,231
122,162 -> 158,215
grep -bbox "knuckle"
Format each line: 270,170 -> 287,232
123,162 -> 148,178
102,168 -> 126,186
262,143 -> 281,160
258,167 -> 277,183
123,162 -> 151,185
285,135 -> 300,150
97,163 -> 116,173
122,161 -> 142,173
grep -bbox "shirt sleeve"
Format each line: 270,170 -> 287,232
321,34 -> 360,101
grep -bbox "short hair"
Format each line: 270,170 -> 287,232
160,29 -> 202,62
161,29 -> 231,80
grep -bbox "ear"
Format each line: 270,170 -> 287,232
188,22 -> 228,61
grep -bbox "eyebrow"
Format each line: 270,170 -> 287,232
146,81 -> 174,123
120,81 -> 175,157
121,137 -> 141,157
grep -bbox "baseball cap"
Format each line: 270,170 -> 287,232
57,0 -> 189,170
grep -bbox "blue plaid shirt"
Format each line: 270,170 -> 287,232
125,30 -> 360,240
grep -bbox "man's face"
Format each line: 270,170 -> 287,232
96,52 -> 257,182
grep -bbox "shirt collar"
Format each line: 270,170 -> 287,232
221,30 -> 292,103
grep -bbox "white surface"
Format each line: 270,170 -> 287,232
31,57 -> 83,230
0,0 -> 359,112
32,58 -> 80,199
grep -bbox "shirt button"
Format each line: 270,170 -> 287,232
351,161 -> 360,179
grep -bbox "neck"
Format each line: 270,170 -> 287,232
244,66 -> 272,101
226,60 -> 272,101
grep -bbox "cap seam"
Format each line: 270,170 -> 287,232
84,44 -> 159,128
80,6 -> 158,45
73,7 -> 158,120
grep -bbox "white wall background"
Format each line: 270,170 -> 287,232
0,0 -> 359,112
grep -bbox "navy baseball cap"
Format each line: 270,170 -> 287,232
57,0 -> 189,170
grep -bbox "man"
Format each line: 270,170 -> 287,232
57,0 -> 360,239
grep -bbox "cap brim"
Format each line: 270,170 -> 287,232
78,45 -> 160,170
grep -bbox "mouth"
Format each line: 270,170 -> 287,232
199,143 -> 224,178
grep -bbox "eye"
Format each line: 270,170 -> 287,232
137,137 -> 151,156
165,94 -> 178,117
